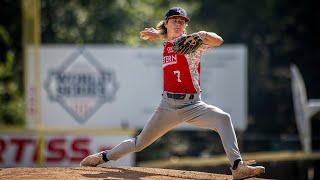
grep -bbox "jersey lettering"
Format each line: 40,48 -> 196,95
162,55 -> 177,68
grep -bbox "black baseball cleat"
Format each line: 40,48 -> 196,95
80,151 -> 109,167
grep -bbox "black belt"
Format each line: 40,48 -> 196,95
166,92 -> 194,100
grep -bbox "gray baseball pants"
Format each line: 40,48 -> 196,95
106,92 -> 242,166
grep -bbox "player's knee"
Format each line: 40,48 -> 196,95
220,112 -> 232,126
225,113 -> 231,121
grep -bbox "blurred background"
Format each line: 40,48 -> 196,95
0,0 -> 319,179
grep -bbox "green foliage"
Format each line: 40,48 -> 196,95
0,25 -> 25,126
41,0 -> 200,46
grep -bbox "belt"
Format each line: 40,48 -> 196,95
165,92 -> 194,100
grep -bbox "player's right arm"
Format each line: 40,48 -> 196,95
140,27 -> 164,41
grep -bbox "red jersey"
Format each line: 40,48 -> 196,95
162,36 -> 209,93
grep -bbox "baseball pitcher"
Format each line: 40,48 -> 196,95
80,7 -> 265,179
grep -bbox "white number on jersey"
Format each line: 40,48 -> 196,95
173,70 -> 182,82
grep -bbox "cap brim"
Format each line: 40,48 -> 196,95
167,15 -> 190,22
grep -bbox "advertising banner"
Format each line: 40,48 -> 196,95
26,45 -> 247,130
0,133 -> 133,167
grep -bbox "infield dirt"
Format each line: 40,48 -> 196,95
0,166 -> 270,180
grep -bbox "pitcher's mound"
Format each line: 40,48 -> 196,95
0,166 -> 267,180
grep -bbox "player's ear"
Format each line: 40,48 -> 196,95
164,20 -> 168,28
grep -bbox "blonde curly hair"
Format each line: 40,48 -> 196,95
156,20 -> 187,39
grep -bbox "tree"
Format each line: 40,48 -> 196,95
0,25 -> 25,125
41,0 -> 200,46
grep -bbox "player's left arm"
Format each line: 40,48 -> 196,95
199,31 -> 224,47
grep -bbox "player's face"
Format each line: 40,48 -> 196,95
165,17 -> 187,38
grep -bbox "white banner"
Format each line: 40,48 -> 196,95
26,45 -> 247,131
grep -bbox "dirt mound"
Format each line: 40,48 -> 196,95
0,166 -> 266,180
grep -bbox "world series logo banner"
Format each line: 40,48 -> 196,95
44,48 -> 118,124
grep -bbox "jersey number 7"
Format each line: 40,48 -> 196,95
173,70 -> 182,82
